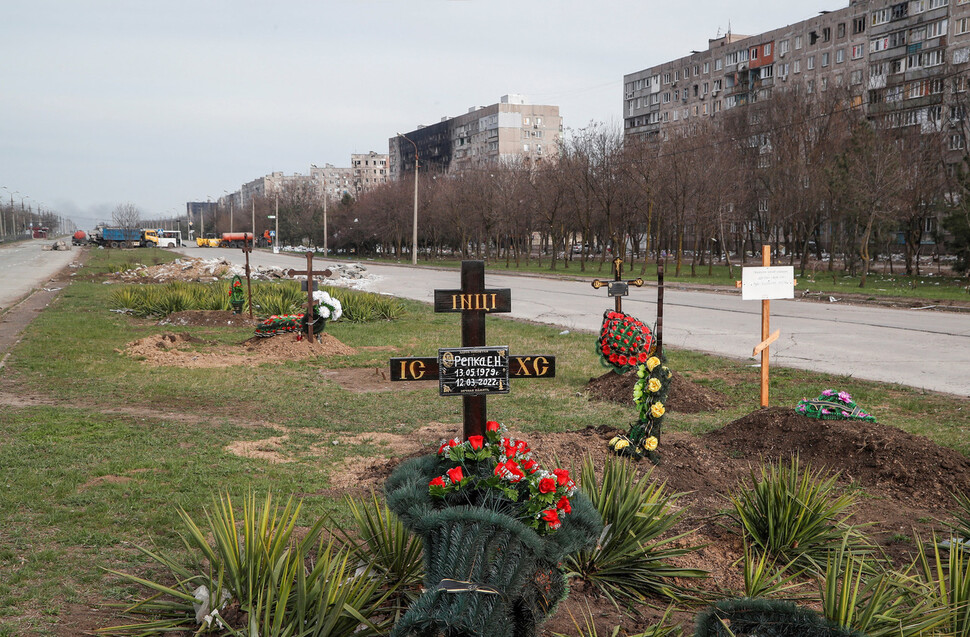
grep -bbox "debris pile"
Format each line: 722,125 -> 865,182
42,240 -> 71,251
110,257 -> 375,287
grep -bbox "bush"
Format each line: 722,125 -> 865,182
725,456 -> 871,574
99,492 -> 393,636
564,454 -> 705,605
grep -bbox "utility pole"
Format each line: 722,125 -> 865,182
274,195 -> 279,253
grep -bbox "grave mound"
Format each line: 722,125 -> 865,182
123,331 -> 355,367
585,369 -> 724,413
158,310 -> 257,327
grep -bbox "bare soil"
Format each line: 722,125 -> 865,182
123,330 -> 356,367
585,369 -> 725,413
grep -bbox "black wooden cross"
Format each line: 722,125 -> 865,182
591,257 -> 645,313
390,260 -> 556,440
285,251 -> 333,343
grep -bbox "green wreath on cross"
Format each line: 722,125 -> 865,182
229,275 -> 245,313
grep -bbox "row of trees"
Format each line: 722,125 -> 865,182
207,86 -> 970,282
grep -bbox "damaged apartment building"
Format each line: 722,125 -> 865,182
624,0 -> 970,145
389,94 -> 562,181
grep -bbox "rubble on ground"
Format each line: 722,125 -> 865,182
42,240 -> 70,251
110,256 -> 375,288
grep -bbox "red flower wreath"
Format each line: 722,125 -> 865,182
597,310 -> 653,374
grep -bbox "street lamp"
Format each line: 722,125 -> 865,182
224,190 -> 233,233
398,132 -> 419,265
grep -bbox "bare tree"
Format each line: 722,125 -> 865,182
112,202 -> 141,230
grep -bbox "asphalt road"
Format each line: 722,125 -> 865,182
180,246 -> 969,398
0,237 -> 80,312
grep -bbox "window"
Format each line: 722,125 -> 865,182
821,76 -> 829,90
808,55 -> 815,69
663,72 -> 671,84
954,76 -> 967,92
836,48 -> 845,63
838,22 -> 846,38
523,143 -> 529,152
703,81 -> 709,93
739,49 -> 749,62
822,52 -> 830,66
823,27 -> 831,42
928,0 -> 948,8
911,25 -> 926,41
795,35 -> 803,49
891,2 -> 909,20
780,63 -> 790,77
889,30 -> 906,47
951,104 -> 966,120
950,134 -> 964,150
693,64 -> 699,75
761,65 -> 773,78
703,61 -> 710,73
713,79 -> 722,90
726,51 -> 738,65
674,70 -> 680,81
958,17 -> 970,34
662,92 -> 671,103
851,69 -> 864,84
751,47 -> 759,60
852,43 -> 864,58
765,42 -> 772,56
853,17 -> 866,34
928,105 -> 943,121
674,89 -> 679,100
779,39 -> 790,55
927,19 -> 947,38
871,36 -> 890,52
715,58 -> 723,71
872,7 -> 892,24
891,58 -> 905,73
793,59 -> 801,73
807,79 -> 815,93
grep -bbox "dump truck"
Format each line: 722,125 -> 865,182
91,227 -> 150,248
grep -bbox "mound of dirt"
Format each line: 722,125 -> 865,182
159,310 -> 257,327
585,370 -> 724,413
706,406 -> 970,508
123,331 -> 356,367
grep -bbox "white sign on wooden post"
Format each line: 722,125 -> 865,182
741,266 -> 795,301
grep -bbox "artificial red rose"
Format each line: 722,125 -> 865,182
499,459 -> 524,481
556,496 -> 572,513
522,459 -> 538,473
429,476 -> 446,487
617,355 -> 628,365
638,351 -> 648,362
541,508 -> 561,528
538,477 -> 557,494
486,420 -> 500,433
609,353 -> 619,363
468,435 -> 484,450
446,466 -> 464,484
553,468 -> 571,486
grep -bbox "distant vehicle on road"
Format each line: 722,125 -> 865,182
196,230 -> 272,248
146,230 -> 182,248
91,226 -> 150,248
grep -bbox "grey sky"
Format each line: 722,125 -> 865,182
1,0 -> 839,230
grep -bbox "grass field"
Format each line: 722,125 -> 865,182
0,249 -> 967,635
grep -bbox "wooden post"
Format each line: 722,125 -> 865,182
760,245 -> 771,408
284,252 -> 332,344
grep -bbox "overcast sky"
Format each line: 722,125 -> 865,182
1,0 -> 840,230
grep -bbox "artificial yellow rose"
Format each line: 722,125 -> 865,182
650,402 -> 665,418
609,436 -> 621,446
613,439 -> 630,450
648,378 -> 662,393
646,356 -> 661,372
644,436 -> 658,451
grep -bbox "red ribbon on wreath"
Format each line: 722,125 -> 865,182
597,310 -> 653,373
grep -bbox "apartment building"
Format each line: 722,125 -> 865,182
624,0 -> 970,142
310,164 -> 354,200
389,94 -> 562,181
351,151 -> 389,195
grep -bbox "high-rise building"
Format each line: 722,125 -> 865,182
624,0 -> 967,143
351,152 -> 389,194
389,95 -> 562,180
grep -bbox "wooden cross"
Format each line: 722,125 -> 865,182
241,236 -> 254,319
390,260 -> 556,440
285,251 -> 333,343
591,257 -> 645,313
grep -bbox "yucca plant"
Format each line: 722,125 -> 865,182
948,490 -> 970,541
738,539 -> 808,599
552,602 -> 681,637
820,533 -> 946,637
99,492 -> 393,636
913,533 -> 970,637
725,456 -> 872,574
564,455 -> 706,605
334,492 -> 424,619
